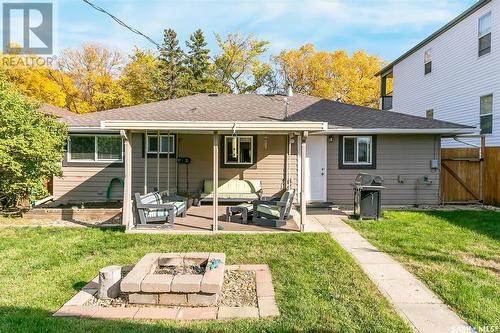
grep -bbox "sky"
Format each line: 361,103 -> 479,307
50,0 -> 478,62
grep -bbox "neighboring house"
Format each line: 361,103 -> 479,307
54,93 -> 471,228
377,0 -> 499,148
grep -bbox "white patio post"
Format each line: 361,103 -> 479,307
144,130 -> 148,194
121,130 -> 133,229
300,131 -> 308,232
212,131 -> 219,232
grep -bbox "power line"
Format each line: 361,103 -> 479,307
81,0 -> 160,48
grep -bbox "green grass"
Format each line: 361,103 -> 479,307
0,227 -> 411,333
347,210 -> 500,329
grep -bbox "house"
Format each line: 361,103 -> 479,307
377,0 -> 498,148
38,103 -> 76,118
55,93 -> 471,230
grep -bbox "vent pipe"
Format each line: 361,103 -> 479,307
287,86 -> 293,97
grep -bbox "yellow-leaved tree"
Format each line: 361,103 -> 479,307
273,44 -> 384,108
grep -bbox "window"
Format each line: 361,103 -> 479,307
223,136 -> 254,165
147,134 -> 175,154
68,135 -> 123,162
426,109 -> 434,119
480,94 -> 493,134
343,136 -> 372,165
424,49 -> 432,74
478,12 -> 492,57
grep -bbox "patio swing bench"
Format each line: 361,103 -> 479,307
133,192 -> 187,225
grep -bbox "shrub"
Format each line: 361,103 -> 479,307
0,80 -> 67,208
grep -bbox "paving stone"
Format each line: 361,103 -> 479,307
158,293 -> 188,305
258,296 -> 279,317
255,270 -> 272,284
158,253 -> 184,266
225,265 -> 240,270
183,252 -> 210,265
362,263 -> 416,281
347,247 -> 396,264
82,276 -> 99,291
128,293 -> 158,304
171,274 -> 202,293
188,293 -> 218,306
53,305 -> 99,318
256,281 -> 275,297
64,290 -> 96,306
134,307 -> 179,320
218,306 -> 259,319
121,272 -> 146,293
239,264 -> 269,271
176,307 -> 218,321
201,255 -> 224,294
91,307 -> 139,320
141,274 -> 173,293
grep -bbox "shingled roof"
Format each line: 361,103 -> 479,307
38,103 -> 75,118
64,93 -> 470,130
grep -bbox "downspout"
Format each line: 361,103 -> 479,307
167,130 -> 170,195
156,130 -> 160,191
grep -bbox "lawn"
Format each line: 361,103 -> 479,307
0,227 -> 411,333
347,210 -> 500,330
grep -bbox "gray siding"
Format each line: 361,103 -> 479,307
327,134 -> 441,205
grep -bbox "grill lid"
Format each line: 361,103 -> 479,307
354,173 -> 384,187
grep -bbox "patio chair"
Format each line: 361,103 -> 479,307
252,189 -> 295,227
133,192 -> 187,225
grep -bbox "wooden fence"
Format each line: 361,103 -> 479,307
441,147 -> 500,206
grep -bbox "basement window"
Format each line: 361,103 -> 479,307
478,12 -> 492,57
222,135 -> 255,167
68,135 -> 123,162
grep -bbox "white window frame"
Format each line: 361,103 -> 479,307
68,134 -> 123,163
224,136 -> 254,165
343,136 -> 372,165
146,134 -> 175,154
478,11 -> 492,56
480,94 -> 493,135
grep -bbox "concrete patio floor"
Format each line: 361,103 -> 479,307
310,208 -> 471,333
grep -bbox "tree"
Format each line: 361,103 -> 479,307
158,28 -> 187,99
274,44 -> 383,108
55,43 -> 131,113
119,48 -> 165,105
185,29 -> 210,93
212,33 -> 270,94
0,80 -> 67,208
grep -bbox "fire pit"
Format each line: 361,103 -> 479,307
120,252 -> 225,306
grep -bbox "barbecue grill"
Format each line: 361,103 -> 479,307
352,173 -> 386,220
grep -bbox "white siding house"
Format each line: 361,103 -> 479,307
378,0 -> 500,147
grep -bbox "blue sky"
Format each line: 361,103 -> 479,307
54,0 -> 477,62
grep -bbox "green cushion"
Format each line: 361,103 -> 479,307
200,192 -> 260,200
203,179 -> 262,195
256,204 -> 280,218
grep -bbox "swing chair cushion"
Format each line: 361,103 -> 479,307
199,179 -> 263,202
134,192 -> 187,225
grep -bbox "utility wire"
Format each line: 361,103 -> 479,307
81,0 -> 161,48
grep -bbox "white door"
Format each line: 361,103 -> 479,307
305,135 -> 327,202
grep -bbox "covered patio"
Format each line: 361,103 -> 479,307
100,120 -> 327,233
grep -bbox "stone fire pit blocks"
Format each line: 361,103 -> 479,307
120,252 -> 225,306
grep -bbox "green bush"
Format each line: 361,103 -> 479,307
0,80 -> 67,208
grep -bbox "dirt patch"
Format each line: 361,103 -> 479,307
457,252 -> 500,277
154,264 -> 205,275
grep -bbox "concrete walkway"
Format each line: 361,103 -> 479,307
310,210 -> 470,333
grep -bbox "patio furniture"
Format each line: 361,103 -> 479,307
198,179 -> 263,205
133,192 -> 187,225
252,189 -> 295,227
226,203 -> 253,223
